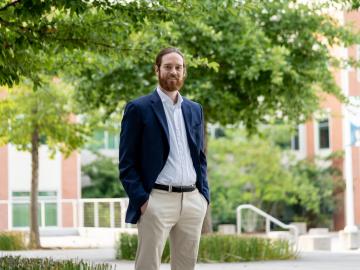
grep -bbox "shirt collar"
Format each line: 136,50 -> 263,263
156,87 -> 183,108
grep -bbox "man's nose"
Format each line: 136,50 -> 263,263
169,67 -> 177,74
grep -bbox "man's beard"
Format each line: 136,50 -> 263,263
158,72 -> 184,92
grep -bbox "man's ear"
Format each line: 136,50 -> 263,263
154,65 -> 159,75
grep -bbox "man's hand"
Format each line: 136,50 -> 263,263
140,200 -> 149,214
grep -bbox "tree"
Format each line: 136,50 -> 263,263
71,0 -> 360,233
208,127 -> 294,229
3,0 -> 359,234
82,154 -> 126,198
0,0 -> 180,247
208,127 -> 344,230
288,152 -> 344,228
73,0 -> 359,128
0,0 -> 176,87
0,79 -> 88,248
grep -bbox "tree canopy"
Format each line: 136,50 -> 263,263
0,79 -> 87,154
0,0 -> 171,87
2,0 -> 360,130
70,0 -> 360,133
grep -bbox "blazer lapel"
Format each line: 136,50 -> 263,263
150,91 -> 170,145
181,100 -> 196,147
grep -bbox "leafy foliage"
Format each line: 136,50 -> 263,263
82,154 -> 126,198
0,232 -> 26,251
116,233 -> 297,262
71,0 -> 360,133
288,152 -> 344,228
0,0 -> 171,87
1,0 -> 357,236
0,80 -> 88,156
0,256 -> 114,270
0,79 -> 90,248
208,127 -> 344,229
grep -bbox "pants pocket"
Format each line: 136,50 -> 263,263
141,193 -> 153,217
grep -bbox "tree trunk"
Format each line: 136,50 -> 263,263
201,120 -> 213,234
29,126 -> 41,249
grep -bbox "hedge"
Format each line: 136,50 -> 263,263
0,256 -> 115,270
116,233 -> 297,262
0,232 -> 26,251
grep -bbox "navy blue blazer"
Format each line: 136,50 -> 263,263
119,90 -> 210,224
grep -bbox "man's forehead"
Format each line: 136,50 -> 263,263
161,52 -> 184,65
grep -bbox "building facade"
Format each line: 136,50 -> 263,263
0,145 -> 80,232
291,11 -> 360,231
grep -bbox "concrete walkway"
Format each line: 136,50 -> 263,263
1,248 -> 360,270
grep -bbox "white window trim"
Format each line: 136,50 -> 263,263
291,127 -> 300,151
291,124 -> 307,160
314,116 -> 331,157
11,200 -> 58,229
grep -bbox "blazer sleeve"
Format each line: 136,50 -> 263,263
200,104 -> 210,204
119,101 -> 149,210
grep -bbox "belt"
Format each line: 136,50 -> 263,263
153,183 -> 196,193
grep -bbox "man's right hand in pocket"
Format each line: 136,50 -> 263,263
140,200 -> 148,215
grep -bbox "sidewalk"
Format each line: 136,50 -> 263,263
1,248 -> 360,270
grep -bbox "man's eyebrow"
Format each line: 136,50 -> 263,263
163,64 -> 183,67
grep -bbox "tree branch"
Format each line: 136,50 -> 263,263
0,16 -> 27,31
48,37 -> 116,49
0,0 -> 22,12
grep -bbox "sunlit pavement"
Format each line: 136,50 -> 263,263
2,248 -> 360,270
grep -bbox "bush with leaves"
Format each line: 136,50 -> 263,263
82,154 -> 126,198
208,127 -> 343,230
0,256 -> 114,270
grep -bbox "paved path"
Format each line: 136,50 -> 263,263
1,248 -> 360,270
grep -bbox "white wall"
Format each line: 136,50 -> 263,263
8,144 -> 61,192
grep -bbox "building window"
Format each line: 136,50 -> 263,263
87,129 -> 119,150
12,203 -> 37,227
318,119 -> 330,149
291,126 -> 300,151
45,203 -> 57,226
12,191 -> 57,228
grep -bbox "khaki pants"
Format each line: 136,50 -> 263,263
135,188 -> 207,270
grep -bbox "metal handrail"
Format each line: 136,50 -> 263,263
236,204 -> 298,246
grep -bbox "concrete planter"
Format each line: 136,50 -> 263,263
218,224 -> 236,234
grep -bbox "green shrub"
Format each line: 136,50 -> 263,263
0,256 -> 114,270
116,233 -> 297,262
0,232 -> 26,250
198,234 -> 296,262
116,233 -> 171,262
117,232 -> 138,260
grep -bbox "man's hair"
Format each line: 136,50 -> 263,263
155,47 -> 186,68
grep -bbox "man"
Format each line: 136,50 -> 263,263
119,47 -> 210,270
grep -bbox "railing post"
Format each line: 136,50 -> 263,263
236,204 -> 298,247
266,218 -> 270,234
94,202 -> 99,227
237,208 -> 242,235
120,199 -> 126,229
110,201 -> 115,228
